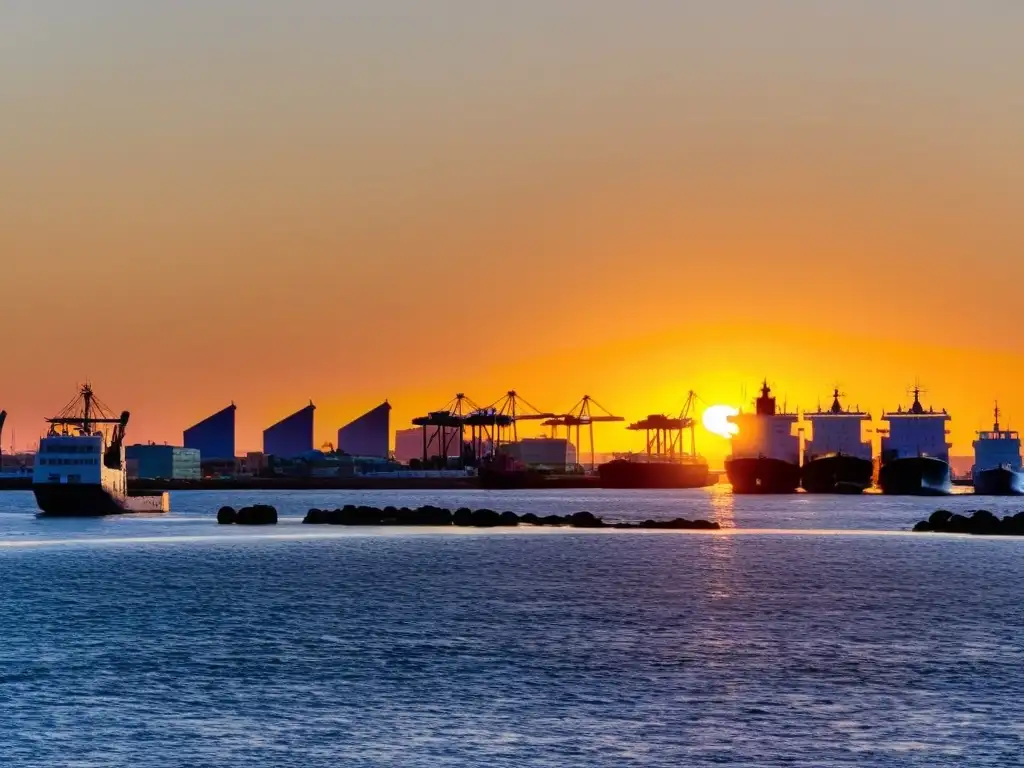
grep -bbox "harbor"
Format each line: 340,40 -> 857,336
1,380 -> 1020,517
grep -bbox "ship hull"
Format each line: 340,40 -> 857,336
33,484 -> 168,516
801,454 -> 873,494
477,468 -> 535,490
725,457 -> 801,494
598,460 -> 712,489
877,457 -> 952,496
973,466 -> 1024,496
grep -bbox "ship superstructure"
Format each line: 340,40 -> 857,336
725,381 -> 800,493
32,384 -> 167,516
972,404 -> 1022,495
801,389 -> 873,493
878,387 -> 951,495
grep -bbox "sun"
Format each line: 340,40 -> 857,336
702,404 -> 740,439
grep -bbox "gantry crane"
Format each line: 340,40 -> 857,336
625,391 -> 700,459
543,395 -> 624,471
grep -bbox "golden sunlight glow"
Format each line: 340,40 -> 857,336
702,405 -> 740,439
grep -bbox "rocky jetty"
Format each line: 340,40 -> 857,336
300,505 -> 719,530
217,504 -> 278,525
913,508 -> 1024,536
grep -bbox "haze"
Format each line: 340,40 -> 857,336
3,1 -> 1023,464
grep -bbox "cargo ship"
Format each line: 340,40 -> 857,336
598,409 -> 712,489
801,389 -> 873,493
598,454 -> 711,489
877,387 -> 952,496
725,381 -> 800,494
477,452 -> 537,489
33,384 -> 168,516
972,404 -> 1022,495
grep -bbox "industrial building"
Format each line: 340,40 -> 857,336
126,445 -> 201,480
183,404 -> 236,460
337,401 -> 391,458
502,438 -> 577,470
263,402 -> 316,458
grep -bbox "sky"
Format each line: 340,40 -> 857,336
2,1 -> 1023,465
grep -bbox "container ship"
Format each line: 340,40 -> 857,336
725,381 -> 800,494
877,387 -> 952,495
971,404 -> 1022,495
33,384 -> 168,516
801,389 -> 873,493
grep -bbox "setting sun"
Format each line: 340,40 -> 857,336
702,405 -> 740,439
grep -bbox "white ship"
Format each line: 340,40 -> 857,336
801,389 -> 873,493
878,387 -> 951,495
33,384 -> 168,516
972,404 -> 1022,496
725,381 -> 800,493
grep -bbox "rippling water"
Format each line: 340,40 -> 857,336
1,488 -> 1021,766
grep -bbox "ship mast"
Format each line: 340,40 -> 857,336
994,401 -> 1001,432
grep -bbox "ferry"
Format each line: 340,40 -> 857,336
33,384 -> 168,516
725,381 -> 800,494
877,387 -> 952,495
801,389 -> 873,493
972,404 -> 1022,495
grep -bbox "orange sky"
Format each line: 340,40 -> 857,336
2,2 -> 1023,466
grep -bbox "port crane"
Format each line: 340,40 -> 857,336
0,410 -> 6,467
627,391 -> 700,459
412,393 -> 483,466
543,395 -> 624,471
487,390 -> 557,444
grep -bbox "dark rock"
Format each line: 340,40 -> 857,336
235,504 -> 278,525
452,507 -> 474,526
217,506 -> 236,525
928,509 -> 953,527
969,509 -> 1001,535
469,509 -> 502,527
913,520 -> 933,532
303,508 -> 329,524
408,505 -> 452,525
688,519 -> 721,530
539,515 -> 566,526
498,511 -> 520,526
569,511 -> 604,528
520,513 -> 540,525
1004,511 -> 1024,535
945,514 -> 970,533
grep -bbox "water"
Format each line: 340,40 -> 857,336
1,488 -> 1022,766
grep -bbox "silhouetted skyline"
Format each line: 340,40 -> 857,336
3,2 -> 1023,464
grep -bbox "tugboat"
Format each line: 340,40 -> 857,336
972,403 -> 1022,495
725,381 -> 800,494
801,389 -> 873,493
33,384 -> 168,516
877,387 -> 952,496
